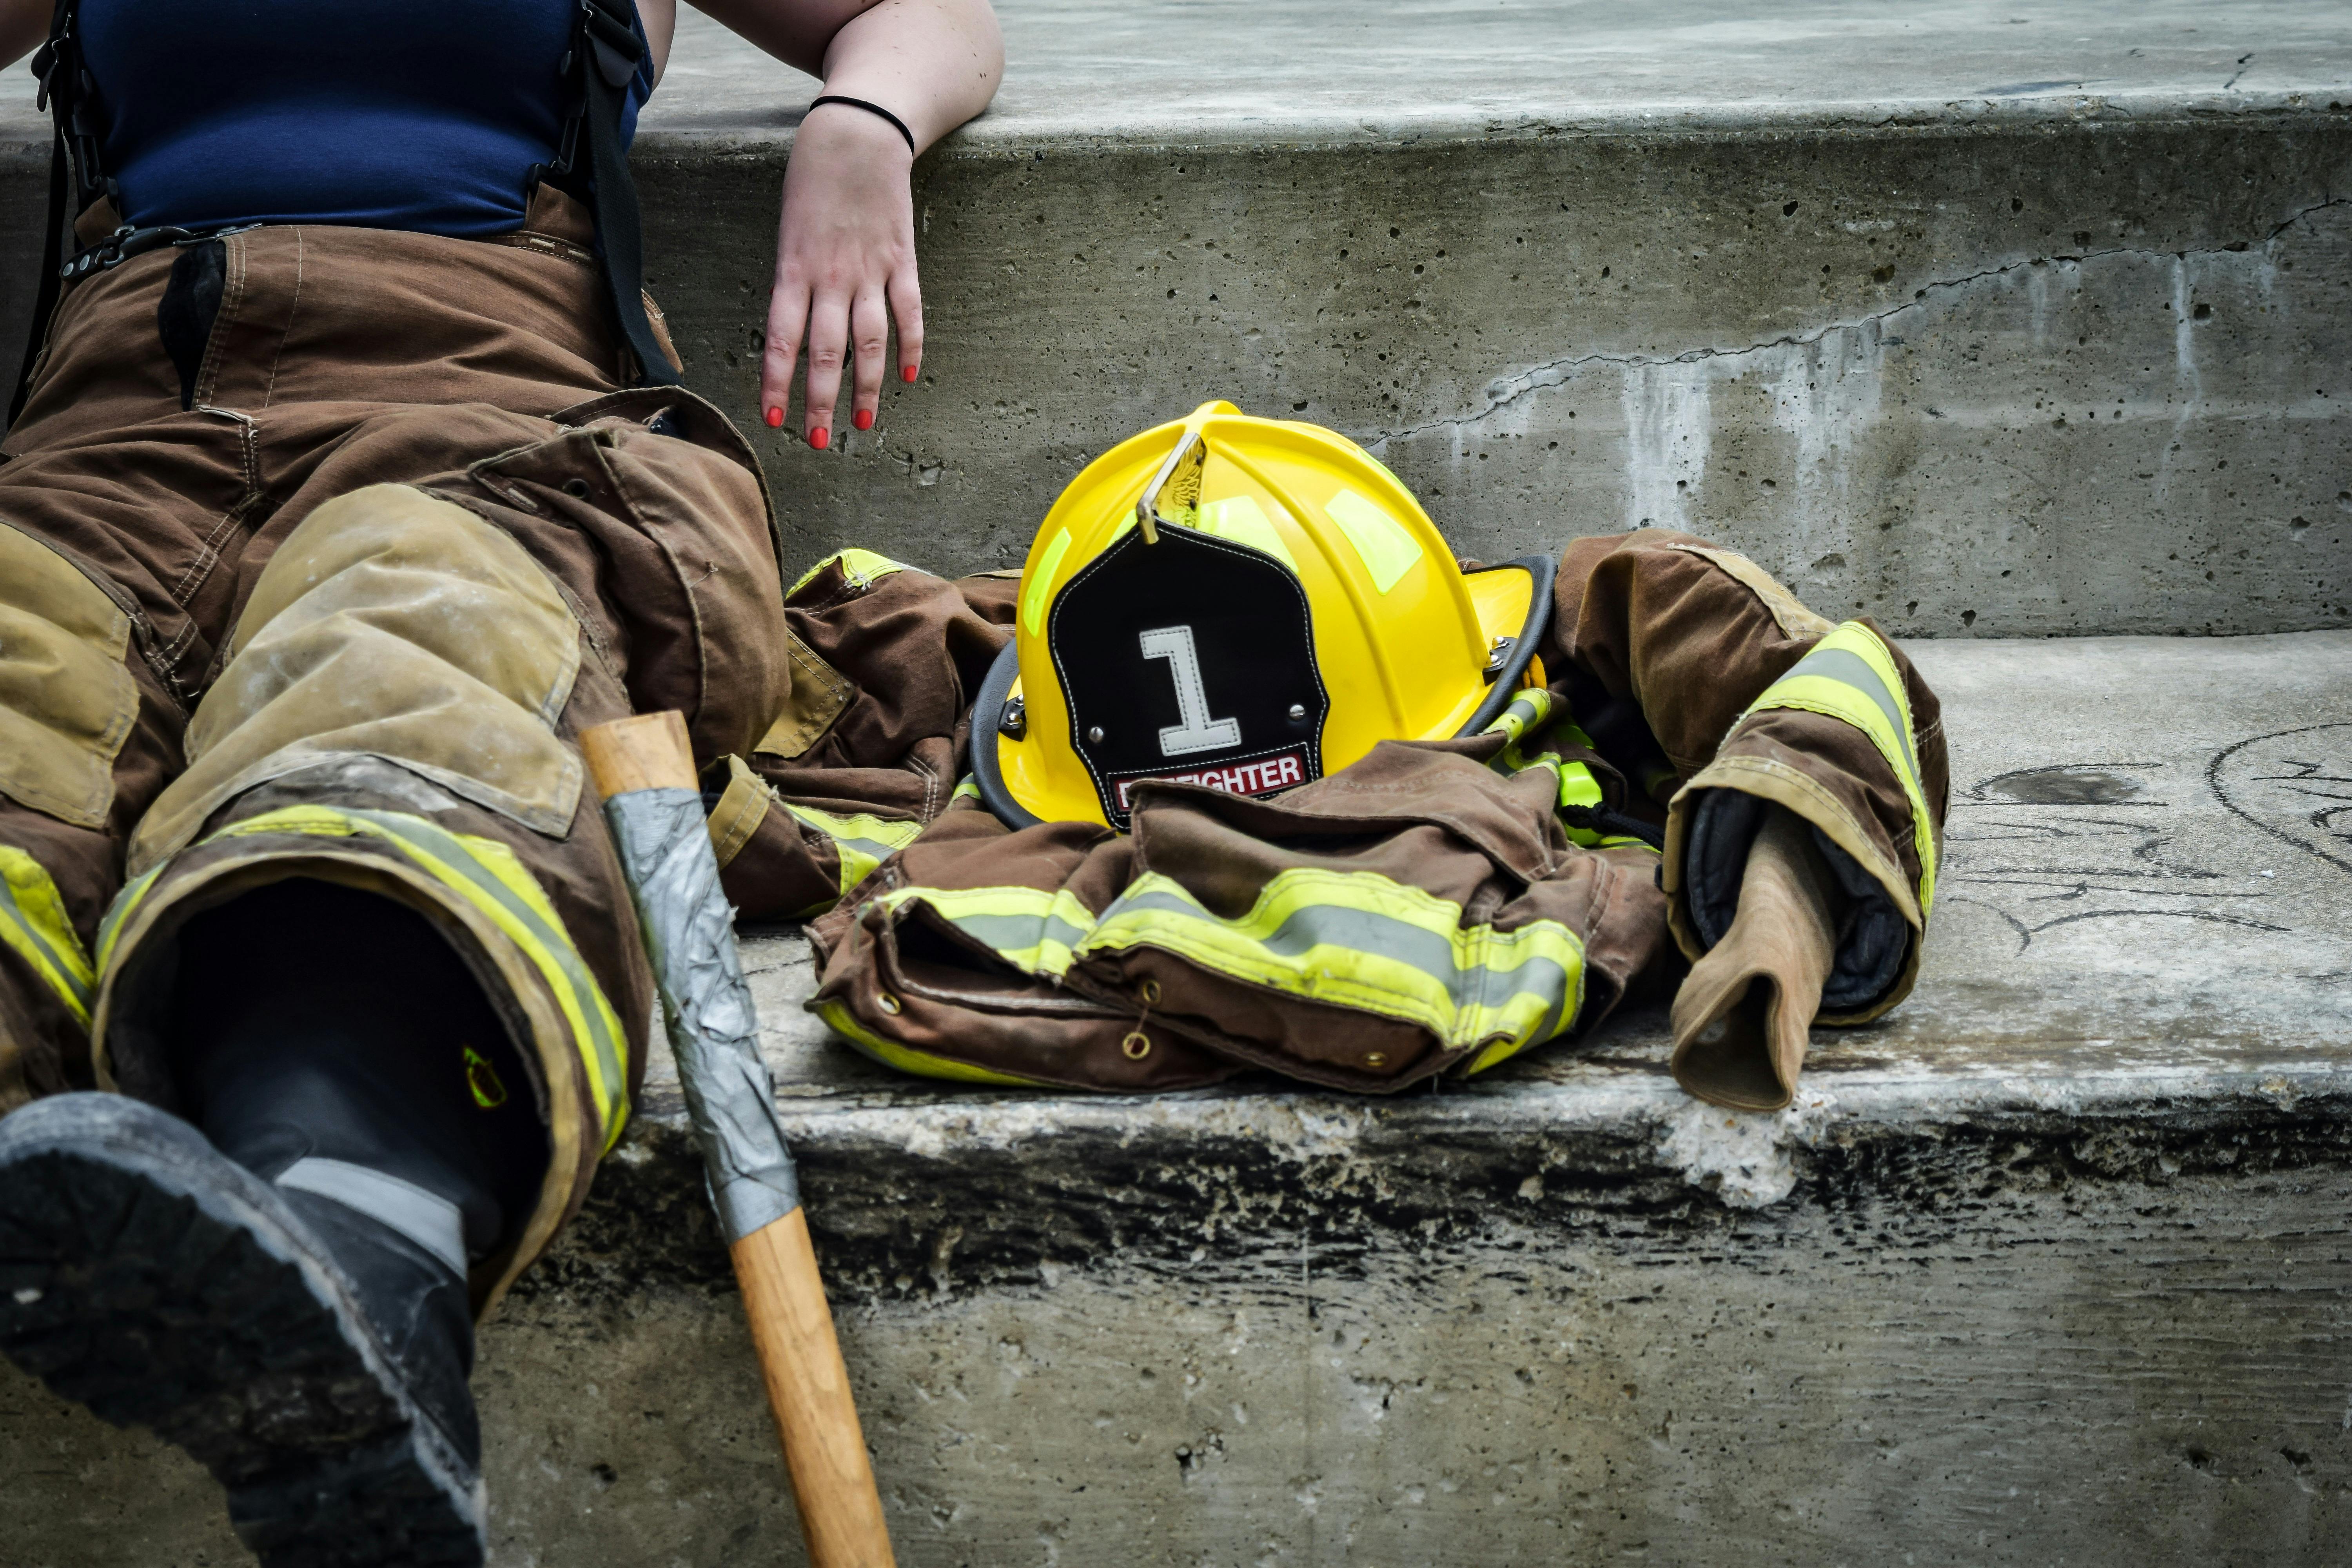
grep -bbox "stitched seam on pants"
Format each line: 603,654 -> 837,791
192,236 -> 246,409
259,229 -> 303,410
170,420 -> 262,610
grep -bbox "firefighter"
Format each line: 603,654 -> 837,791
0,2 -> 1000,1564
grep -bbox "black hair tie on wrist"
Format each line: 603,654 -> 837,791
807,94 -> 917,155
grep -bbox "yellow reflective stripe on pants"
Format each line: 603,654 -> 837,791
1083,869 -> 1583,1054
876,882 -> 1093,979
100,804 -> 632,1152
0,846 -> 94,1026
781,802 -> 923,909
1741,621 -> 1938,916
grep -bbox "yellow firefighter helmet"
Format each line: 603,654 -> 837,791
973,399 -> 1551,829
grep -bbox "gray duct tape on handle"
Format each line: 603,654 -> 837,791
602,786 -> 801,1241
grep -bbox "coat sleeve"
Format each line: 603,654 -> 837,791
1546,530 -> 1949,1023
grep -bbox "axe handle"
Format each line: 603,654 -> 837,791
581,712 -> 897,1568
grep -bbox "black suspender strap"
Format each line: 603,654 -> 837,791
562,0 -> 679,387
10,0 -> 92,427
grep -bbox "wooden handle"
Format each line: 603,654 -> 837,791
733,1210 -> 897,1567
581,711 -> 697,799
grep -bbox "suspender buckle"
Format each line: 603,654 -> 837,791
61,224 -> 202,281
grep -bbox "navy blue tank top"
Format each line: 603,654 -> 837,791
80,0 -> 654,238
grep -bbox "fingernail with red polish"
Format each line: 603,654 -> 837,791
764,406 -> 783,428
902,365 -> 918,383
854,408 -> 874,432
809,426 -> 829,450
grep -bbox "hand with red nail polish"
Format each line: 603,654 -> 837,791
765,407 -> 784,428
750,0 -> 1001,453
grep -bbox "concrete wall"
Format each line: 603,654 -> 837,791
632,115 -> 2352,639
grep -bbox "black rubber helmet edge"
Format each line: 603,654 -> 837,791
1454,553 -> 1555,738
971,639 -> 1044,829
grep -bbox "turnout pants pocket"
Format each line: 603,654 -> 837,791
0,522 -> 138,831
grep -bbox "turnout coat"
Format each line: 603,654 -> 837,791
713,531 -> 1949,1106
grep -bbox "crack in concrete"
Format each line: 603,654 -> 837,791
1363,193 -> 2347,452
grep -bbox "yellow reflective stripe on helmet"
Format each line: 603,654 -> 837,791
1741,622 -> 1938,915
813,998 -> 1051,1087
1192,495 -> 1300,575
1322,488 -> 1423,593
876,883 -> 1094,979
1021,528 -> 1073,636
0,847 -> 94,1026
788,548 -> 910,599
779,803 -> 922,905
1082,869 -> 1583,1053
104,805 -> 632,1152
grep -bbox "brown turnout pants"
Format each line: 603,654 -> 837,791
0,193 -> 793,1305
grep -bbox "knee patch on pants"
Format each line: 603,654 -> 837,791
130,485 -> 585,875
0,523 -> 137,831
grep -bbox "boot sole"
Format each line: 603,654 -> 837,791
0,1094 -> 486,1567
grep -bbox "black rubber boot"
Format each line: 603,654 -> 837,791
0,880 -> 547,1568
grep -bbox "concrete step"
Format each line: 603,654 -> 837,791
0,3 -> 2344,637
9,628 -> 2351,1563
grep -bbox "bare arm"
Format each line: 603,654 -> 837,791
685,0 -> 1003,444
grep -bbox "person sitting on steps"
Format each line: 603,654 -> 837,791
0,2 -> 1000,1563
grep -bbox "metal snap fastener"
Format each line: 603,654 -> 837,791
1139,978 -> 1161,1005
1121,1031 -> 1152,1060
877,992 -> 902,1015
1087,725 -> 1105,744
1363,1052 -> 1388,1068
1288,703 -> 1307,722
562,477 -> 592,499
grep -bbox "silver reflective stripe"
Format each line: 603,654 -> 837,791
1781,645 -> 1923,794
276,1157 -> 467,1278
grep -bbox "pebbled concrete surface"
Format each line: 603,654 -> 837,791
8,630 -> 2352,1566
0,4 -> 2344,636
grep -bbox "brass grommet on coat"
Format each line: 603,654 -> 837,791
1121,1030 -> 1152,1060
1363,1052 -> 1388,1069
877,991 -> 902,1015
561,477 -> 592,498
1138,978 -> 1161,1005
